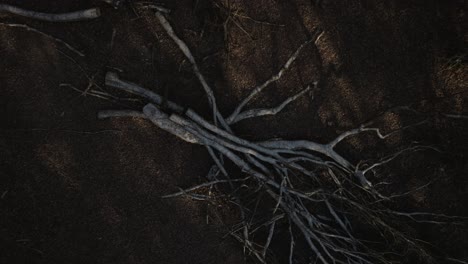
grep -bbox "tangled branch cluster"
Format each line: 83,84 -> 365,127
97,11 -> 461,264
1,2 -> 465,263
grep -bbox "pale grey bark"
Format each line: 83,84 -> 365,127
0,4 -> 100,22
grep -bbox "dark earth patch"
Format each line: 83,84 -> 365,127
1,0 -> 467,263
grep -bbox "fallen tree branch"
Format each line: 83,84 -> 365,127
155,11 -> 229,129
0,4 -> 100,22
99,74 -> 449,264
94,20 -> 460,262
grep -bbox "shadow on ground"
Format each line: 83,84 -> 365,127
0,0 -> 467,263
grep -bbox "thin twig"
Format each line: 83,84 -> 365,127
162,178 -> 249,198
231,84 -> 314,124
0,23 -> 84,56
444,113 -> 468,120
228,35 -> 319,123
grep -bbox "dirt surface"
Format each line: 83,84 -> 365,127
1,0 -> 467,263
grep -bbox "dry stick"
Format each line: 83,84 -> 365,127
98,110 -> 145,119
143,104 -> 202,144
155,11 -> 229,130
325,200 -> 353,239
248,214 -> 285,235
446,257 -> 468,264
384,210 -> 468,221
262,221 -> 276,258
258,139 -> 353,170
230,232 -> 267,264
227,36 -> 318,124
61,83 -> 140,106
0,4 -> 100,22
161,178 -> 249,198
0,23 -> 84,57
288,223 -> 295,264
445,113 -> 468,120
268,190 -> 329,264
246,154 -> 272,175
205,146 -> 229,177
105,72 -> 184,113
170,114 -> 281,168
206,163 -> 222,180
172,113 -> 316,178
231,84 -> 314,124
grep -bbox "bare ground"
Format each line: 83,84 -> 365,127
1,0 -> 467,263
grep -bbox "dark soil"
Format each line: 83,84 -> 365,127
1,0 -> 467,263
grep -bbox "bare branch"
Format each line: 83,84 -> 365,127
258,140 -> 353,170
105,72 -> 184,113
231,84 -> 314,124
289,224 -> 295,264
98,110 -> 146,119
155,11 -> 229,129
228,35 -> 319,123
262,221 -> 276,258
445,113 -> 468,120
0,4 -> 100,22
161,178 -> 249,199
143,104 -> 201,144
205,146 -> 228,177
328,120 -> 428,149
